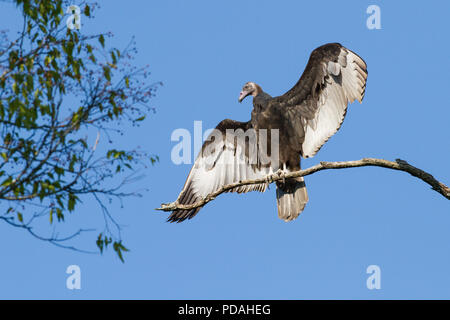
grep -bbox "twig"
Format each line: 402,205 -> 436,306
0,216 -> 98,254
156,158 -> 450,212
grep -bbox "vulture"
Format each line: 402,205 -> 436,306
168,43 -> 367,223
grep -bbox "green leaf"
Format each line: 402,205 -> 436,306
113,241 -> 129,263
12,82 -> 19,94
56,208 -> 64,222
1,177 -> 13,187
96,233 -> 104,254
68,193 -> 76,212
99,34 -> 105,48
103,66 -> 111,81
110,51 -> 117,65
54,166 -> 64,176
84,5 -> 90,17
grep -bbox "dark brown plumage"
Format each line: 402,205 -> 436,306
168,43 -> 368,223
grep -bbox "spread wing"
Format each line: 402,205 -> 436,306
271,43 -> 368,158
168,119 -> 273,223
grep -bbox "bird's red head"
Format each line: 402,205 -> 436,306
238,82 -> 260,103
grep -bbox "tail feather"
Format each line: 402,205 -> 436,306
276,177 -> 308,222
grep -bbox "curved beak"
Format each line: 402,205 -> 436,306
238,91 -> 247,103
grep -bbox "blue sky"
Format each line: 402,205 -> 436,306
0,0 -> 449,299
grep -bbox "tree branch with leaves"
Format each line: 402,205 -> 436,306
0,0 -> 159,261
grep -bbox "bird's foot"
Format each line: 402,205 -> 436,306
265,168 -> 274,190
276,168 -> 287,185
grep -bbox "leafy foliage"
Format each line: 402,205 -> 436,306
0,0 -> 159,260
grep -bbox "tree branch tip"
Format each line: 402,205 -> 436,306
156,201 -> 177,211
395,158 -> 408,165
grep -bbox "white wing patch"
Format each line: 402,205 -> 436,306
302,49 -> 367,158
177,139 -> 272,204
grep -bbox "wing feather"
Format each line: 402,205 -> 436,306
271,43 -> 367,158
168,119 -> 272,222
302,47 -> 367,157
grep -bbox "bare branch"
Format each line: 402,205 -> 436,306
0,215 -> 98,254
156,158 -> 450,212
